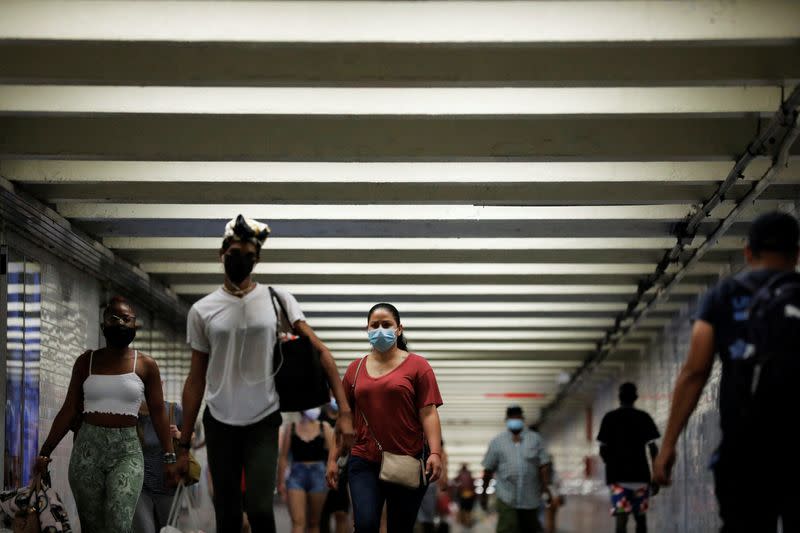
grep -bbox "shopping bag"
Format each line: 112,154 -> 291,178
160,482 -> 203,533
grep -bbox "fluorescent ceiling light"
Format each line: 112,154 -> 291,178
319,330 -> 605,341
326,341 -> 598,351
9,160 -> 786,184
57,203 -> 726,221
148,262 -> 720,276
294,302 -> 638,312
102,236 -> 745,250
3,1 -> 797,42
0,86 -> 780,115
310,317 -> 664,329
171,284 -> 703,296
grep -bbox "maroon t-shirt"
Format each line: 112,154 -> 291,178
343,353 -> 443,463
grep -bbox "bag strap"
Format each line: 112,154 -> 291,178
166,481 -> 184,526
169,402 -> 175,426
268,286 -> 294,335
352,356 -> 383,452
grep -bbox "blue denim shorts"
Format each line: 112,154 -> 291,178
287,462 -> 327,493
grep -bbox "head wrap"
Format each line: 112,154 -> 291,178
223,215 -> 271,249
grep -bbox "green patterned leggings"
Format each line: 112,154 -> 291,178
68,423 -> 144,533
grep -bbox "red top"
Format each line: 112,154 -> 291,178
343,353 -> 443,463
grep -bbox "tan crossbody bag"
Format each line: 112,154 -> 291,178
353,356 -> 426,490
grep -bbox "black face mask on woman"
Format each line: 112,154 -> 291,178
103,325 -> 136,348
224,253 -> 256,284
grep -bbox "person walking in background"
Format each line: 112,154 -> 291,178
328,303 -> 444,533
34,296 -> 176,533
416,440 -> 449,533
278,408 -> 336,533
133,397 -> 184,533
320,399 -> 352,533
481,406 -> 551,533
176,215 -> 354,533
654,212 -> 800,532
598,383 -> 660,533
455,464 -> 476,529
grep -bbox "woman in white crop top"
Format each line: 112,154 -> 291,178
35,296 -> 176,533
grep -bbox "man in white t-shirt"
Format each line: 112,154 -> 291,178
176,215 -> 354,533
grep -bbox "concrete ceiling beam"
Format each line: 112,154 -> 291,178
2,41 -> 798,87
0,115 -> 784,160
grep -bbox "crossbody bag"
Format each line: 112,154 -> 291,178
352,356 -> 426,490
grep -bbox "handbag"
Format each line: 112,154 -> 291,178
169,403 -> 202,486
353,356 -> 426,490
0,473 -> 72,533
269,287 -> 330,412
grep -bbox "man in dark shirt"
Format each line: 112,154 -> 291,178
653,211 -> 800,532
598,382 -> 660,533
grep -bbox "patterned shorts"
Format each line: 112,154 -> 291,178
609,484 -> 650,516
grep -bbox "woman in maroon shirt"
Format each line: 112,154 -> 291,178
327,303 -> 444,533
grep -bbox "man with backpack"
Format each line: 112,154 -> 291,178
653,211 -> 800,532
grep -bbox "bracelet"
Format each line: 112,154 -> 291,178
428,452 -> 442,459
163,452 -> 177,464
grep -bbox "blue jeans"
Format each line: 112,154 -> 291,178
287,462 -> 328,493
348,456 -> 428,533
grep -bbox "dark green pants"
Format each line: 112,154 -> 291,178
204,408 -> 281,533
496,498 -> 542,533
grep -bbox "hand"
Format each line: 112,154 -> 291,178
426,453 -> 443,484
170,425 -> 181,440
541,487 -> 553,506
326,460 -> 339,489
33,455 -> 51,477
336,411 -> 355,451
164,463 -> 179,488
175,450 -> 190,482
650,482 -> 661,496
278,480 -> 288,502
652,446 -> 676,486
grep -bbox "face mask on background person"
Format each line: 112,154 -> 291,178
368,327 -> 397,353
506,419 -> 525,434
224,253 -> 256,284
302,408 -> 321,420
103,325 -> 136,349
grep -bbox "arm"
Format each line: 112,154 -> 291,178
653,320 -> 715,485
648,442 -> 659,463
420,404 -> 443,482
177,350 -> 209,476
599,443 -> 610,463
142,356 -> 176,485
36,352 -> 88,471
294,320 -> 355,449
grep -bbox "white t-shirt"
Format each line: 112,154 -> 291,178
187,284 -> 305,426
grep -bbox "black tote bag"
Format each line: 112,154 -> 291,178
269,287 -> 330,412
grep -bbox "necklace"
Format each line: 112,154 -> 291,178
223,281 -> 256,297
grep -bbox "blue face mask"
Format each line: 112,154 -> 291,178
506,419 -> 525,433
368,327 -> 397,353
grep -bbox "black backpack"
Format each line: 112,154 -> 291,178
738,271 -> 800,433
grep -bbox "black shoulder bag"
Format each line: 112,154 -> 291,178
269,287 -> 330,412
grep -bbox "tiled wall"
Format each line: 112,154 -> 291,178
6,236 -> 191,532
38,259 -> 102,529
541,297 -> 725,532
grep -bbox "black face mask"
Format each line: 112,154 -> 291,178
224,253 -> 256,284
103,325 -> 136,348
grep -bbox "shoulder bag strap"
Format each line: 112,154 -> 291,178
353,356 -> 383,452
268,286 -> 294,334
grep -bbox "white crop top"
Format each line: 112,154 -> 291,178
83,350 -> 146,417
